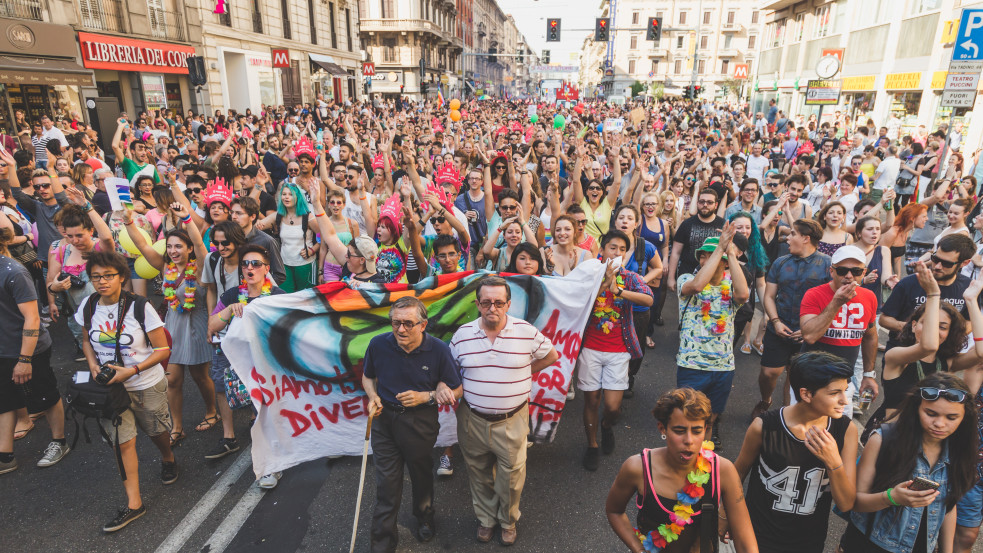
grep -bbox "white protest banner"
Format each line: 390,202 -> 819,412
223,264 -> 604,478
104,177 -> 132,211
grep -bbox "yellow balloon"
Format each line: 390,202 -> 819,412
152,239 -> 166,256
449,109 -> 461,122
449,98 -> 461,111
119,227 -> 151,256
134,256 -> 159,280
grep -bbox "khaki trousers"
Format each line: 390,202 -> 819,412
456,400 -> 529,529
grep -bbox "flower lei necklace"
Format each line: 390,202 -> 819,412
635,441 -> 716,552
592,272 -> 626,334
700,272 -> 731,334
239,275 -> 273,304
162,258 -> 197,313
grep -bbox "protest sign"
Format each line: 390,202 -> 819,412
104,177 -> 133,211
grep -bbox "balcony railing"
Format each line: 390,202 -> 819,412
0,0 -> 46,21
360,18 -> 444,36
722,21 -> 743,33
149,5 -> 185,41
78,0 -> 127,34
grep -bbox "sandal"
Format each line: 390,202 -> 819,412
14,422 -> 34,441
195,414 -> 221,432
751,341 -> 764,356
739,343 -> 752,355
169,431 -> 186,447
646,337 -> 655,349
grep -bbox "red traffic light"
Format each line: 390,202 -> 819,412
599,20 -> 606,27
550,20 -> 557,27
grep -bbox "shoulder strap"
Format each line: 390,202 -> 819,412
635,239 -> 646,267
82,293 -> 101,331
130,293 -> 150,343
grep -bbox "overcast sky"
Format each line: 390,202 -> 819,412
496,0 -> 603,64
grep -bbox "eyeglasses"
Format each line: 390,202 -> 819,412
930,253 -> 958,268
214,239 -> 233,247
642,203 -> 659,208
187,187 -> 202,194
477,300 -> 508,309
240,259 -> 267,268
920,386 -> 969,403
391,319 -> 422,329
89,273 -> 119,282
435,252 -> 459,260
346,250 -> 364,259
834,266 -> 865,277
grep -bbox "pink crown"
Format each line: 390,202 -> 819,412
436,165 -> 460,188
425,180 -> 454,214
204,178 -> 234,208
371,153 -> 386,171
379,193 -> 403,235
293,135 -> 316,158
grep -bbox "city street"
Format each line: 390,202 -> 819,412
4,294 -> 978,553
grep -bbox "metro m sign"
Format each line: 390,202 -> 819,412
362,62 -> 376,76
272,49 -> 290,68
733,63 -> 749,80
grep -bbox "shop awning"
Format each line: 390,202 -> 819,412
0,55 -> 94,86
308,54 -> 353,79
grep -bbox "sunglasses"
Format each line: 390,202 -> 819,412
187,187 -> 202,194
920,386 -> 969,403
500,204 -> 518,211
288,169 -> 300,174
834,266 -> 865,277
214,239 -> 233,247
575,220 -> 587,226
587,186 -> 603,192
33,183 -> 51,190
240,259 -> 267,268
930,253 -> 958,268
432,216 -> 446,224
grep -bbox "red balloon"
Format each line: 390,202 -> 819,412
574,104 -> 585,114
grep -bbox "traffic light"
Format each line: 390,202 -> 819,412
682,85 -> 690,99
421,82 -> 428,95
693,85 -> 702,98
646,17 -> 662,42
543,50 -> 550,64
547,18 -> 561,42
595,18 -> 610,42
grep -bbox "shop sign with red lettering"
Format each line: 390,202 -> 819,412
78,32 -> 195,74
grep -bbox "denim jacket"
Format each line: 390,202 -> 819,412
849,427 -> 951,553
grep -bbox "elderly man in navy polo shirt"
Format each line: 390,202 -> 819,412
362,296 -> 462,553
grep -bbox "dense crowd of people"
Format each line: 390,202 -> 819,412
0,95 -> 982,553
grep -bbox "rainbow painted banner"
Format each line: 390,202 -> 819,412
223,263 -> 604,478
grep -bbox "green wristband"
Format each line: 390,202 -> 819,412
886,487 -> 899,507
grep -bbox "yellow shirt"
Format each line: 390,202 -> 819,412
581,197 -> 612,239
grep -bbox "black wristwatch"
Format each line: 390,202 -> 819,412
428,391 -> 437,406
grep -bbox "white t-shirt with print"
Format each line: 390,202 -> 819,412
74,300 -> 166,391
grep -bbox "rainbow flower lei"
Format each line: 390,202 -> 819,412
162,258 -> 197,313
238,275 -> 273,305
700,272 -> 731,334
634,441 -> 716,552
592,272 -> 626,334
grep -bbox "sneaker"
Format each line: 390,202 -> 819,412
36,441 -> 70,468
601,426 -> 615,455
102,505 -> 147,533
437,454 -> 453,477
582,447 -> 600,471
161,461 -> 178,485
74,354 -> 86,363
204,437 -> 239,460
0,457 -> 17,475
258,472 -> 282,489
566,384 -> 575,401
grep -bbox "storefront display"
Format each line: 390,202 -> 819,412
890,91 -> 923,136
142,75 -> 167,110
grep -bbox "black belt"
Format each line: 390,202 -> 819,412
469,401 -> 527,423
382,400 -> 436,414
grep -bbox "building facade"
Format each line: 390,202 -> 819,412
359,0 -> 464,101
592,0 -> 762,100
754,0 -> 980,141
196,0 -> 362,113
0,0 -> 202,133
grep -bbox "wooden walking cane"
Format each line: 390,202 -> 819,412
349,411 -> 374,553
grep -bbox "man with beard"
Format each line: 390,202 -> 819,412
668,188 -> 724,291
781,174 -> 813,225
111,119 -> 160,184
879,233 -> 976,350
9,168 -> 69,262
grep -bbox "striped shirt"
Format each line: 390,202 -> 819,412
450,315 -> 554,415
32,135 -> 50,163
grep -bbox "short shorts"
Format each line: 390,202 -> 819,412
0,349 -> 60,415
99,377 -> 171,445
210,346 -> 230,394
676,366 -> 735,414
761,328 -> 802,368
576,348 -> 631,391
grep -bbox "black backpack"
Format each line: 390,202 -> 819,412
64,293 -> 150,480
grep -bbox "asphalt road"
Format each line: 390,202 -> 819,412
2,293 -> 981,553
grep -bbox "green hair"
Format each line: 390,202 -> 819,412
277,182 -> 311,217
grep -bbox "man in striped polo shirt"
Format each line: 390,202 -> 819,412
450,276 -> 558,546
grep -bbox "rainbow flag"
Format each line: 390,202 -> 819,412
437,85 -> 445,108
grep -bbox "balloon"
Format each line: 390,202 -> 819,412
530,114 -> 539,123
134,256 -> 159,280
553,114 -> 566,129
449,98 -> 461,111
449,109 -> 461,122
574,104 -> 585,114
118,227 -> 151,256
152,239 -> 166,256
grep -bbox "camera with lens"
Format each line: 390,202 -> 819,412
94,363 -> 117,385
58,272 -> 87,290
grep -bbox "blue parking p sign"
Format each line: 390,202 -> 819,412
956,9 -> 983,60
